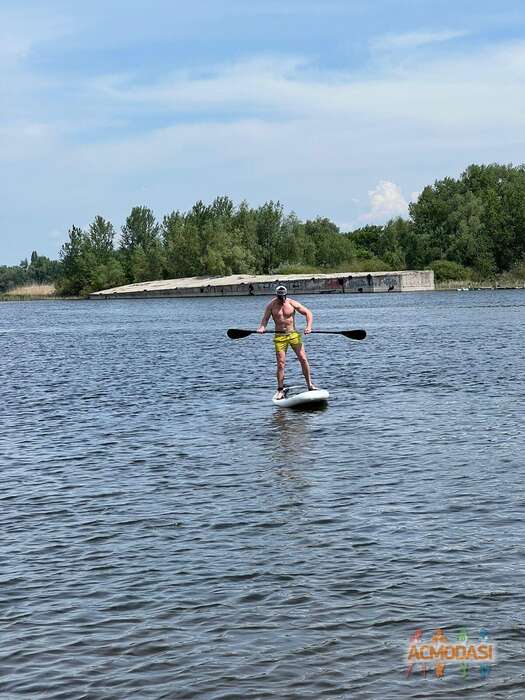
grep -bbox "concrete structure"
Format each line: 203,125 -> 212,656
90,270 -> 434,299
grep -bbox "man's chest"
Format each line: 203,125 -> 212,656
272,303 -> 295,320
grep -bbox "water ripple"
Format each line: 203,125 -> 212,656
1,292 -> 524,698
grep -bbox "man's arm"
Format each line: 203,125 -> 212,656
291,300 -> 313,333
257,301 -> 273,333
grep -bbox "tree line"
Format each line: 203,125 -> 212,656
0,251 -> 61,293
2,163 -> 525,295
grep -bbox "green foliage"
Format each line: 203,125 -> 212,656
305,217 -> 353,267
120,206 -> 162,282
57,226 -> 90,296
0,251 -> 61,292
428,260 -> 473,282
344,257 -> 393,272
162,213 -> 202,278
57,220 -> 124,296
8,163 -> 525,296
0,264 -> 28,292
88,216 -> 116,262
276,257 -> 393,275
256,201 -> 283,273
510,256 -> 525,279
87,259 -> 125,295
409,163 -> 525,275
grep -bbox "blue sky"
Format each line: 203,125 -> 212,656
2,0 -> 525,263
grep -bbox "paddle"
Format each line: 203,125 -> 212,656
227,328 -> 366,341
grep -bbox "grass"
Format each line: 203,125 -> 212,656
495,271 -> 525,288
436,276 -> 525,290
0,284 -> 57,300
435,259 -> 525,290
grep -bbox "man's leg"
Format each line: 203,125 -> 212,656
276,350 -> 287,398
293,344 -> 316,390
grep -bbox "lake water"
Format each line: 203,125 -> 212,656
1,290 -> 524,699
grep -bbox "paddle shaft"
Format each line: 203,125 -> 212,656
227,328 -> 366,340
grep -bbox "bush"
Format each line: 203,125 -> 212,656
428,259 -> 473,282
274,257 -> 393,275
509,256 -> 525,279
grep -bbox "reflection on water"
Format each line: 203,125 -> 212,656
271,403 -> 328,462
1,291 -> 525,699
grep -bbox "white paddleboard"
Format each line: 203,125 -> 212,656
272,385 -> 329,408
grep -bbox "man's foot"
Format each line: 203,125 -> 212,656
308,384 -> 319,392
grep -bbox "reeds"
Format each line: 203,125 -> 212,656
1,284 -> 56,300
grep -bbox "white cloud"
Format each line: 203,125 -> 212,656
2,34 -> 525,261
358,181 -> 409,224
371,29 -> 470,52
81,42 -> 525,134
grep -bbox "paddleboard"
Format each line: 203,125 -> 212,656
272,385 -> 329,408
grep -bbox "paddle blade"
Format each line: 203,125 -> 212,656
341,329 -> 367,340
227,328 -> 254,339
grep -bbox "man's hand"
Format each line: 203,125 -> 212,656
257,326 -> 266,334
304,326 -> 312,334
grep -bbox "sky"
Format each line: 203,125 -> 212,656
1,0 -> 525,264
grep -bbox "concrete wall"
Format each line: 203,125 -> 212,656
90,270 -> 434,299
399,270 -> 435,292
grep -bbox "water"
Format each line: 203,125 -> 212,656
1,291 -> 524,699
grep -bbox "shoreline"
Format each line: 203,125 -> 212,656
436,283 -> 525,291
0,294 -> 80,302
2,278 -> 524,301
2,287 -> 525,301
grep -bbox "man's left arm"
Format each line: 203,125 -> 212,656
292,301 -> 313,333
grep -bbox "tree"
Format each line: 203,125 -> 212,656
120,206 -> 163,282
348,226 -> 385,262
304,217 -> 348,267
17,166 -> 525,298
162,213 -> 202,277
57,226 -> 89,295
0,264 -> 27,291
26,251 -> 61,283
407,164 -> 525,276
256,201 -> 283,273
87,216 -> 116,262
88,258 -> 125,293
56,223 -> 122,296
210,195 -> 235,219
429,259 -> 472,282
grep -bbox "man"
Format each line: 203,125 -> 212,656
257,285 -> 317,400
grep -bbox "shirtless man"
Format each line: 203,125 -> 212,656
257,285 -> 317,400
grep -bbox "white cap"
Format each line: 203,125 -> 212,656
275,285 -> 287,297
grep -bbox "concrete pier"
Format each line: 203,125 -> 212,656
90,270 -> 434,299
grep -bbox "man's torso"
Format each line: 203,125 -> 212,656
271,299 -> 296,333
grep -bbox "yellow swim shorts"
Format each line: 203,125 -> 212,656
274,330 -> 302,352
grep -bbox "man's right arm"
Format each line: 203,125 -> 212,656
257,302 -> 273,333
